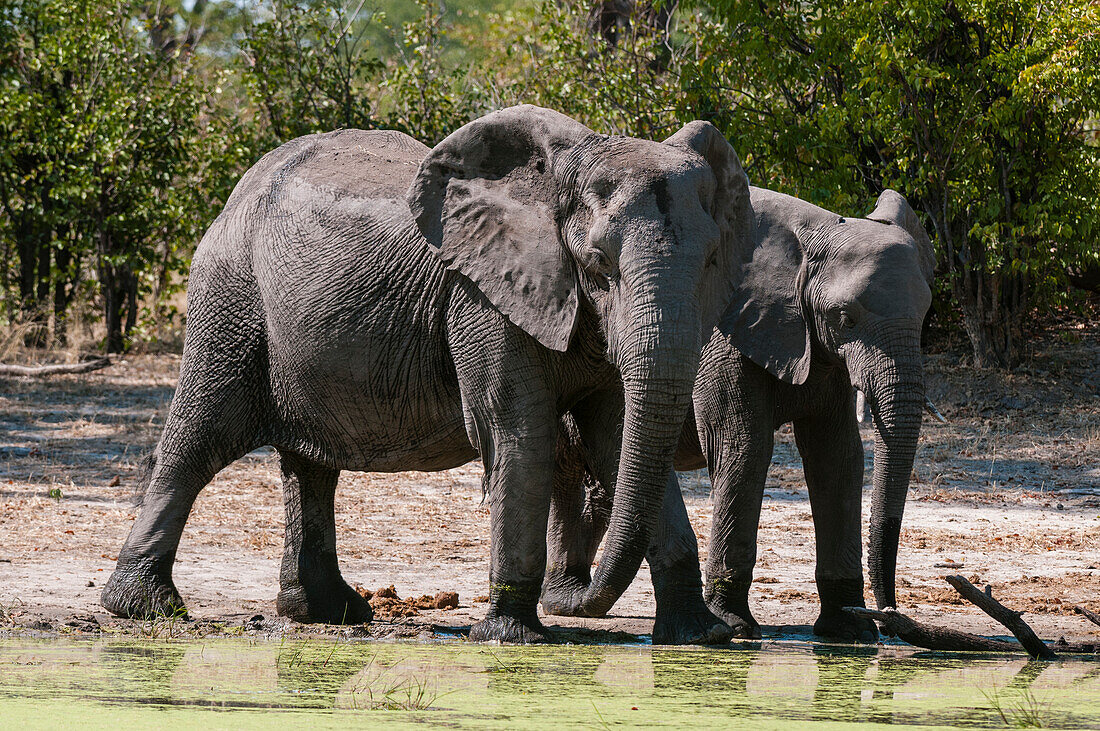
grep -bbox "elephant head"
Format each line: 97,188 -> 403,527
724,187 -> 935,611
408,105 -> 753,615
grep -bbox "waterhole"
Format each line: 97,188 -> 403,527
0,638 -> 1097,728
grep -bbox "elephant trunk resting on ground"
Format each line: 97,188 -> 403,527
543,186 -> 935,641
101,105 -> 755,644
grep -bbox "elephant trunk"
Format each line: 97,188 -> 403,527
575,303 -> 700,616
848,331 -> 924,611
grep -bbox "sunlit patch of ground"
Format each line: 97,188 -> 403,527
0,323 -> 1097,643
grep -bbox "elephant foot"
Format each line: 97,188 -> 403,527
651,556 -> 734,645
101,556 -> 188,620
814,577 -> 878,643
276,570 -> 373,625
472,581 -> 552,643
703,602 -> 759,640
540,564 -> 592,617
469,613 -> 553,644
813,608 -> 878,643
704,577 -> 760,639
653,604 -> 733,645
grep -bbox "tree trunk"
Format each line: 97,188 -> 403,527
124,268 -> 138,340
98,226 -> 127,355
52,245 -> 72,347
955,264 -> 1026,369
16,219 -> 48,348
104,281 -> 125,354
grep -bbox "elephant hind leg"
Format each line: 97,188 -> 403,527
102,276 -> 268,620
275,451 -> 372,624
101,418 -> 257,619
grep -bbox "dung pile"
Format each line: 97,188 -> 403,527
355,585 -> 460,619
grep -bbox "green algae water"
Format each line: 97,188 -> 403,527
0,638 -> 1097,728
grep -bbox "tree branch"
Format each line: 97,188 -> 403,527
1075,605 -> 1100,629
945,575 -> 1057,660
0,358 -> 112,377
843,606 -> 1020,652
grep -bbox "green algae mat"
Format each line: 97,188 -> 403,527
0,638 -> 1097,728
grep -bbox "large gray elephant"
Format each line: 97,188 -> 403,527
543,186 -> 935,641
100,105 -> 754,644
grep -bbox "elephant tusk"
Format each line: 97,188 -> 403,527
924,397 -> 947,424
855,389 -> 866,424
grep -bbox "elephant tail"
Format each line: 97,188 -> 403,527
129,451 -> 158,507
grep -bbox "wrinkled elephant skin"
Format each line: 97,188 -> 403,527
100,106 -> 754,645
545,187 -> 934,643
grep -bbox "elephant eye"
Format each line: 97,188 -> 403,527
584,249 -> 614,289
588,178 -> 616,205
838,311 -> 855,329
592,249 -> 612,274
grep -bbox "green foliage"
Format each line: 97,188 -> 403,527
690,0 -> 1100,367
0,0 -> 1095,367
479,1 -> 688,139
383,1 -> 487,144
0,0 -> 483,351
0,0 -> 228,351
483,0 -> 1100,367
239,0 -> 387,146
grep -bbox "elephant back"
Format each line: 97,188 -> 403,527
262,129 -> 430,209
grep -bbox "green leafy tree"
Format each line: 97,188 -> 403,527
486,0 -> 1100,368
239,0 -> 387,147
479,0 -> 688,140
0,0 -> 227,352
240,0 -> 482,148
690,0 -> 1100,367
383,0 -> 487,144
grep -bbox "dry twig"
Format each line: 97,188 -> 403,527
1075,605 -> 1100,629
0,358 -> 111,377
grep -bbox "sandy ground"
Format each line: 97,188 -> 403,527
0,323 -> 1098,646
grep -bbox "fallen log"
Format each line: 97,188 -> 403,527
1075,605 -> 1100,629
842,607 -> 1019,652
945,575 -> 1057,660
0,357 -> 111,377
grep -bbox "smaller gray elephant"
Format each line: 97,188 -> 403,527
544,187 -> 935,642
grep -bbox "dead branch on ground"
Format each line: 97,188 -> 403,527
1075,605 -> 1100,629
944,575 -> 1057,660
0,357 -> 111,377
843,606 -> 1019,652
843,579 -> 1100,659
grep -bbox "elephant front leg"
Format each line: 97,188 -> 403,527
275,452 -> 372,625
697,350 -> 775,639
647,470 -> 732,645
469,425 -> 558,644
794,405 -> 877,643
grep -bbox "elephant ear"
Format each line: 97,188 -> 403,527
718,189 -> 812,385
662,121 -> 754,331
868,189 -> 936,285
407,105 -> 595,352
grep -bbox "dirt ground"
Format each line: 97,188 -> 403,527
0,321 -> 1098,646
